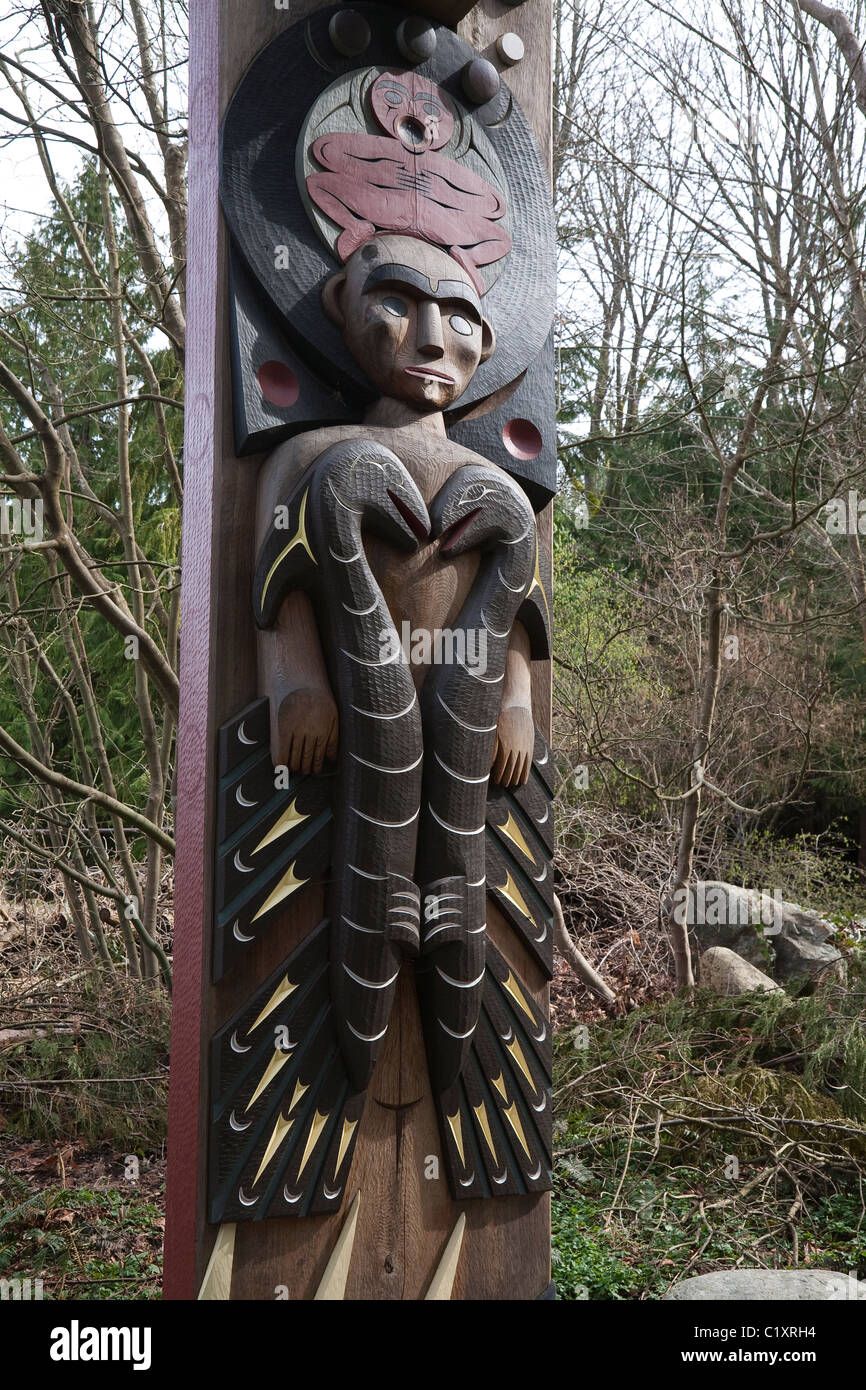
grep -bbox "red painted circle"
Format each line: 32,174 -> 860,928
258,360 -> 300,409
502,417 -> 543,460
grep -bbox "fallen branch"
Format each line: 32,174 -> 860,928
553,893 -> 617,1006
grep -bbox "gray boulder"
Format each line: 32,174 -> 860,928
664,1268 -> 866,1300
699,947 -> 780,996
682,881 -> 842,986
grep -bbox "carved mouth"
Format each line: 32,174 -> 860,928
404,366 -> 455,384
387,489 -> 430,542
439,506 -> 481,553
398,116 -> 426,146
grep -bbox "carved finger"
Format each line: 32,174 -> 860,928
299,734 -> 316,777
285,730 -> 299,773
498,741 -> 513,785
311,735 -> 326,776
491,739 -> 506,784
325,715 -> 339,763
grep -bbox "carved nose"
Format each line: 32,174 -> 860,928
417,300 -> 445,359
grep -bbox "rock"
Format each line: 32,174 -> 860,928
772,906 -> 844,986
683,881 -> 843,986
699,947 -> 780,996
664,1269 -> 866,1300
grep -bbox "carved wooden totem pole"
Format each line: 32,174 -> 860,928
166,0 -> 556,1301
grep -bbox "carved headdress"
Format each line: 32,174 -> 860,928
220,3 -> 556,507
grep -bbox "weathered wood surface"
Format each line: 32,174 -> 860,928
166,0 -> 554,1301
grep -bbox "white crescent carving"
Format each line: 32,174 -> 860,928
347,1019 -> 389,1043
238,1187 -> 259,1206
235,784 -> 257,808
229,1109 -> 251,1131
237,720 -> 256,746
233,920 -> 254,942
230,1030 -> 250,1054
283,1187 -> 303,1204
438,1018 -> 476,1040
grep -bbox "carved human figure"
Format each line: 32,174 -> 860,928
305,72 -> 511,292
256,233 -> 535,793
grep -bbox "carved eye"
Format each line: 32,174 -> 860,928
460,482 -> 492,505
382,89 -> 405,107
383,296 -> 409,318
420,101 -> 442,117
449,314 -> 474,336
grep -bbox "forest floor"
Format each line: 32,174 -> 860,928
1,884 -> 865,1300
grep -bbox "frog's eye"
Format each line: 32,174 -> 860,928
383,296 -> 409,318
449,314 -> 474,336
420,101 -> 442,118
382,89 -> 406,107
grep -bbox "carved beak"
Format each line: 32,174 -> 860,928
439,506 -> 482,554
387,489 -> 430,543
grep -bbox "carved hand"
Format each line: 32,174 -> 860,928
490,704 -> 534,788
275,686 -> 338,775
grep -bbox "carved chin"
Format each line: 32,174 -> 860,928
398,374 -> 454,409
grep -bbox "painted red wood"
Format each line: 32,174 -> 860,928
305,70 -> 511,290
163,0 -> 220,1301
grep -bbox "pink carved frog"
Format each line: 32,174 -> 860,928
306,71 -> 511,294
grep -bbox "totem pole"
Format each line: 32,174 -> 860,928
166,0 -> 556,1301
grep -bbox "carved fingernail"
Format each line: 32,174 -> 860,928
328,9 -> 371,57
461,58 -> 500,105
396,16 -> 437,63
496,33 -> 524,67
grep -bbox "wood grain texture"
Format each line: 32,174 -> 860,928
167,0 -> 554,1302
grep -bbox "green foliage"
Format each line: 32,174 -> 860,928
719,828 -> 866,929
551,965 -> 866,1297
0,1185 -> 163,1300
0,982 -> 170,1149
0,160 -> 182,818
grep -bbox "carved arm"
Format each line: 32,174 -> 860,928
491,619 -> 534,788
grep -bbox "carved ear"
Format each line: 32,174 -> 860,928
322,272 -> 348,329
480,318 -> 496,362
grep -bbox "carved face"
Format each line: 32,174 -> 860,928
324,236 -> 495,412
370,72 -> 455,154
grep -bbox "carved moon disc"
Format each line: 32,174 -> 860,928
496,33 -> 525,67
396,16 -> 437,63
328,9 -> 371,57
461,58 -> 501,105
